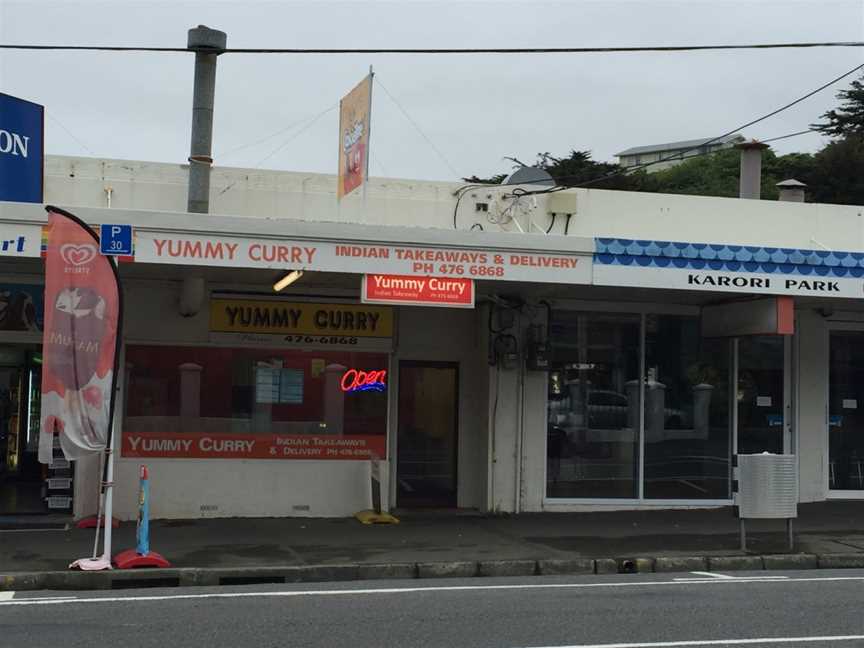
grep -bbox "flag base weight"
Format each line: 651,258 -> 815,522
69,557 -> 112,571
113,549 -> 171,569
76,516 -> 120,529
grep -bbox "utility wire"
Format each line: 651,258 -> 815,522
761,129 -> 815,143
1,42 -> 862,54
375,76 -> 462,179
46,110 -> 97,156
216,104 -> 337,197
470,60 -> 864,195
218,104 -> 338,159
254,104 -> 337,168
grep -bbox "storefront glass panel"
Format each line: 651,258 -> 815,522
644,315 -> 731,499
546,312 -> 641,498
124,346 -> 388,455
829,331 -> 864,491
737,336 -> 785,455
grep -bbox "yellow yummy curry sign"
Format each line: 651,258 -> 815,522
210,298 -> 393,339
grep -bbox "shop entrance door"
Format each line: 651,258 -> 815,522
827,327 -> 864,496
735,336 -> 792,456
396,362 -> 459,508
0,345 -> 47,515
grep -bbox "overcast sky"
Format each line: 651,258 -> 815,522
1,0 -> 862,182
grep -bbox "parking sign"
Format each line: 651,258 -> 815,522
100,224 -> 134,256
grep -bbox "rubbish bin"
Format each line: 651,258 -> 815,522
736,453 -> 798,551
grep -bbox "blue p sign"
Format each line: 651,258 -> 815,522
100,224 -> 134,256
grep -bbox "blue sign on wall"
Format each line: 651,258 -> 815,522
100,224 -> 134,256
0,93 -> 44,204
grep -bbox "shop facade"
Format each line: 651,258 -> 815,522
1,157 -> 864,520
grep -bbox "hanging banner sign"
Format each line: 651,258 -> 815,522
122,432 -> 386,461
135,232 -> 590,284
38,207 -> 121,464
337,74 -> 372,200
362,274 -> 474,308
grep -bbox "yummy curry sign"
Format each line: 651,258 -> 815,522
210,298 -> 394,338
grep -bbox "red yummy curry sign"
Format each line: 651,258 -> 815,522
361,274 -> 474,308
122,433 -> 386,460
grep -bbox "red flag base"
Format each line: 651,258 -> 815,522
113,549 -> 171,569
76,516 -> 120,529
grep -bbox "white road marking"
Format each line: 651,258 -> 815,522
674,575 -> 789,583
0,574 -> 862,607
21,596 -> 77,601
527,636 -> 864,647
0,525 -> 69,533
0,592 -> 13,601
690,572 -> 735,579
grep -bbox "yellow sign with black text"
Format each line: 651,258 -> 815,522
210,299 -> 393,338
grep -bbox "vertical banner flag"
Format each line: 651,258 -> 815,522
337,74 -> 372,200
38,207 -> 122,464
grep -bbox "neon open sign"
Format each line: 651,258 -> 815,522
341,368 -> 387,393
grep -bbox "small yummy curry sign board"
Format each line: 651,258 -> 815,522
361,274 -> 474,308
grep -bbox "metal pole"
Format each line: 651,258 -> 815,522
739,518 -> 747,552
187,25 -> 227,214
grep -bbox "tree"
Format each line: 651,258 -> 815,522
808,135 -> 864,205
533,151 -> 635,190
465,150 -> 635,189
630,148 -> 820,200
462,173 -> 507,184
812,76 -> 864,138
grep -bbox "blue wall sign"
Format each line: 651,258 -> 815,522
100,224 -> 134,256
0,93 -> 44,203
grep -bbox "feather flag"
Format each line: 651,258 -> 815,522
38,207 -> 121,464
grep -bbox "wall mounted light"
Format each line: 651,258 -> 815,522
273,270 -> 304,292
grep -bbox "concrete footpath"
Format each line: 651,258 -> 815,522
4,502 -> 864,591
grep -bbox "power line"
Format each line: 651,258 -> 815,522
46,110 -> 97,156
761,129 -> 815,143
254,104 -> 337,168
375,77 -> 462,179
216,104 -> 337,198
218,104 -> 338,159
478,60 -> 864,195
1,42 -> 862,54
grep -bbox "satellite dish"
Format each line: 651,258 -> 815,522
502,166 -> 556,187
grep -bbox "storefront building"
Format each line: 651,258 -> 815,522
0,155 -> 863,520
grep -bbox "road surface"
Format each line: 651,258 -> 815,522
2,570 -> 864,647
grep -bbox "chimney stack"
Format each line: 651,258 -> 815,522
776,179 -> 807,203
735,141 -> 770,200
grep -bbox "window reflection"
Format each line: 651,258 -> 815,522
644,315 -> 731,499
124,346 -> 388,437
546,313 -> 640,499
737,336 -> 784,455
829,332 -> 864,490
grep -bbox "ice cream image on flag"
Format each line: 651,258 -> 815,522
40,286 -> 112,459
38,210 -> 120,465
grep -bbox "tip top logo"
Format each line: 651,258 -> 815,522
60,243 -> 97,274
